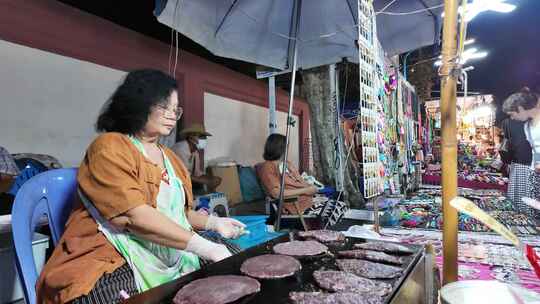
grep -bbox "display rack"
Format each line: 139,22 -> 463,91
375,41 -> 400,195
357,0 -> 381,199
396,77 -> 419,193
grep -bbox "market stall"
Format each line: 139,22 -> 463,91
151,0 -> 539,303
380,227 -> 540,294
374,186 -> 536,235
424,95 -> 507,191
361,182 -> 540,298
152,0 -> 444,302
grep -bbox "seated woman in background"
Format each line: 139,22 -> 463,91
36,69 -> 245,304
257,134 -> 347,225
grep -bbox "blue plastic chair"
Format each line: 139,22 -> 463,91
8,158 -> 48,196
11,168 -> 78,304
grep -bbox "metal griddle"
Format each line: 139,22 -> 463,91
124,234 -> 424,304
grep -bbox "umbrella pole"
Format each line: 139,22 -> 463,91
275,0 -> 302,232
269,76 -> 278,134
275,46 -> 299,232
440,0 -> 459,285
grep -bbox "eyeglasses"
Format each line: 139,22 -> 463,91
155,104 -> 183,120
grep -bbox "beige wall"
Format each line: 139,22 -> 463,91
0,39 -> 303,169
0,39 -> 126,166
203,93 -> 300,168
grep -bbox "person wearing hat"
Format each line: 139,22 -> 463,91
171,123 -> 222,193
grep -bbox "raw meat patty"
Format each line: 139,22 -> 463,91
173,275 -> 260,304
240,254 -> 301,279
298,230 -> 345,243
273,240 -> 328,257
313,270 -> 392,296
289,292 -> 382,304
354,241 -> 414,254
336,259 -> 402,279
338,249 -> 404,265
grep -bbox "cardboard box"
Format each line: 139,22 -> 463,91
208,165 -> 243,205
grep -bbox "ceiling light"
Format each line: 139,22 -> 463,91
434,49 -> 488,66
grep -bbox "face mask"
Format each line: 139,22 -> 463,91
196,139 -> 207,150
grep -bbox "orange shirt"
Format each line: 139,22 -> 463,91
36,133 -> 194,304
256,161 -> 313,214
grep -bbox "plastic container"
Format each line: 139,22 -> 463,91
379,209 -> 400,227
195,192 -> 229,217
441,280 -> 540,304
0,232 -> 49,303
230,216 -> 283,250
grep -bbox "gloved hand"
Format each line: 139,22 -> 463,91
304,186 -> 318,196
185,233 -> 232,262
205,215 -> 247,239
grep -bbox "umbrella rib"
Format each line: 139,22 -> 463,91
285,0 -> 300,69
418,0 -> 440,45
214,0 -> 240,37
345,0 -> 358,26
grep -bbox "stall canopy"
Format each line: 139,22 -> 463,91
154,0 -> 443,71
374,0 -> 443,56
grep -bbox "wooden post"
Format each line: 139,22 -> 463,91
440,0 -> 459,285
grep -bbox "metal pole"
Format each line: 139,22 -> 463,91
275,0 -> 302,231
269,76 -> 277,134
403,51 -> 412,81
373,197 -> 380,234
440,0 -> 459,285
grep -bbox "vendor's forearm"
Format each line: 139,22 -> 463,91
284,188 -> 306,198
271,187 -> 309,199
190,175 -> 207,184
187,209 -> 210,231
114,204 -> 194,250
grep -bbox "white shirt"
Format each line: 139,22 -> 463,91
524,121 -> 540,167
171,141 -> 203,177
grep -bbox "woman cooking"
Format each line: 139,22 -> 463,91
36,69 -> 245,304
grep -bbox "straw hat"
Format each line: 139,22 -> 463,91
179,123 -> 212,139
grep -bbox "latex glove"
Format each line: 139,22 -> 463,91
205,215 -> 247,239
185,233 -> 232,262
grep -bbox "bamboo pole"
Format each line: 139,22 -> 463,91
440,0 -> 459,285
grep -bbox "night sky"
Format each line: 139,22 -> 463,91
464,0 -> 540,102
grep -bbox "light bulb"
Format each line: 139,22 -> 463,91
441,0 -> 516,22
